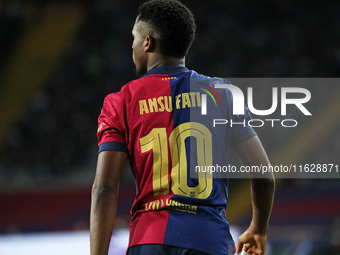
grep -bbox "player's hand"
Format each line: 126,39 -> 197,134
236,227 -> 267,255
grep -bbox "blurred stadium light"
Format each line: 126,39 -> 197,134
0,227 -> 245,255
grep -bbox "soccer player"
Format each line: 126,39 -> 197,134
90,0 -> 275,255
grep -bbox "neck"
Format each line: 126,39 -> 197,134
147,53 -> 185,71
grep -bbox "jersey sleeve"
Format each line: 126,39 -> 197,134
97,93 -> 128,153
230,104 -> 257,147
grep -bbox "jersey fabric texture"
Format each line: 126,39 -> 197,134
97,66 -> 256,255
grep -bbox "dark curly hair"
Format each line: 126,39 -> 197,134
137,0 -> 196,58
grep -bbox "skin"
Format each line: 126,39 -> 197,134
131,16 -> 185,75
90,17 -> 275,255
90,151 -> 128,255
234,136 -> 275,255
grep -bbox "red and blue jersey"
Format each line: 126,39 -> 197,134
97,66 -> 256,255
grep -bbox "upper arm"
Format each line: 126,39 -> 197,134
233,135 -> 270,166
233,135 -> 274,180
93,150 -> 128,191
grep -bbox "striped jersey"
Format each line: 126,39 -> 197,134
97,66 -> 256,255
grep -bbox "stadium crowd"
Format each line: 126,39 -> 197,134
1,0 -> 339,187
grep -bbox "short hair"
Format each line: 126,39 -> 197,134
137,0 -> 196,58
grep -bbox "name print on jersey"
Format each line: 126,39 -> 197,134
139,92 -> 202,115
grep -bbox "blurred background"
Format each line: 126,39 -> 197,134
0,0 -> 339,254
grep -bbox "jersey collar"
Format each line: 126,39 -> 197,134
145,65 -> 189,75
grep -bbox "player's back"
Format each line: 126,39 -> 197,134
98,66 -> 255,255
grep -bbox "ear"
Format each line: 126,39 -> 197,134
143,36 -> 155,53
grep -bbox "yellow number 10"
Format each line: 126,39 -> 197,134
140,122 -> 213,199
